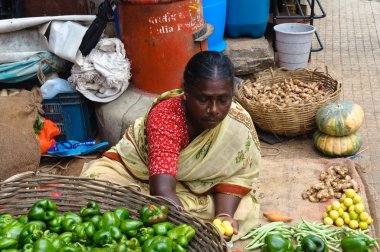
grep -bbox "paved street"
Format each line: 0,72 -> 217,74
264,0 -> 380,234
312,0 -> 380,234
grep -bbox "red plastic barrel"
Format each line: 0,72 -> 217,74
117,0 -> 210,94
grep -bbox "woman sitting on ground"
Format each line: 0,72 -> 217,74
81,51 -> 261,241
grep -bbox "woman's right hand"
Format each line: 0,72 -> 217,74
213,215 -> 239,241
149,174 -> 183,207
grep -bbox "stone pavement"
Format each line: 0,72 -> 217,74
265,0 -> 380,234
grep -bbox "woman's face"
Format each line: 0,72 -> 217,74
185,78 -> 233,131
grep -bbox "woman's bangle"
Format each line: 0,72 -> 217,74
215,213 -> 232,218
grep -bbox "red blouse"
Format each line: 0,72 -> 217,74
146,96 -> 189,177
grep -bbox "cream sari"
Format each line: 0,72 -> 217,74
81,89 -> 261,240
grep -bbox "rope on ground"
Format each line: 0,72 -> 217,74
345,146 -> 368,159
39,154 -> 100,174
38,158 -> 71,174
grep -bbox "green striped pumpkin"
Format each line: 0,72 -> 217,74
313,130 -> 362,157
316,100 -> 364,136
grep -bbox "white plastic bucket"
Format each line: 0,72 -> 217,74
274,23 -> 315,70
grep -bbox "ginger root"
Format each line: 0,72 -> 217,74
302,164 -> 359,202
239,78 -> 328,107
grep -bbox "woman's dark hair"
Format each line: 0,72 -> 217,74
183,51 -> 235,91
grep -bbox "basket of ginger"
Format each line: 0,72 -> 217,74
236,67 -> 341,136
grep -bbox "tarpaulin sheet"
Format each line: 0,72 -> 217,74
0,15 -> 95,64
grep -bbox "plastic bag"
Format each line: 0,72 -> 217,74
38,117 -> 60,154
40,77 -> 75,99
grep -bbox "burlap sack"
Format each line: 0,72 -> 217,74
0,87 -> 42,181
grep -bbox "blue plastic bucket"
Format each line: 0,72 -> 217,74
225,0 -> 270,38
203,0 -> 227,52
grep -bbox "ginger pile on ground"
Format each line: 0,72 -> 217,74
302,165 -> 359,202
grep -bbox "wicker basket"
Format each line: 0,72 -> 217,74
0,172 -> 227,252
235,68 -> 341,136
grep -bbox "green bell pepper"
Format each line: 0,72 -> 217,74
114,208 -> 130,222
139,205 -> 169,226
173,237 -> 188,251
0,237 -> 18,250
62,212 -> 82,232
19,221 -> 46,246
0,218 -> 20,242
72,222 -> 96,244
59,232 -> 74,245
88,248 -> 114,252
1,249 -> 20,252
80,201 -> 101,221
33,238 -> 56,252
341,236 -> 375,252
173,243 -> 187,252
137,227 -> 155,245
59,244 -> 82,252
17,215 -> 29,225
120,219 -> 144,238
93,226 -> 123,247
166,224 -> 195,248
27,199 -> 58,221
89,215 -> 102,230
0,214 -> 17,230
261,234 -> 295,252
115,237 -> 141,252
152,222 -> 174,236
142,236 -> 173,252
42,230 -> 64,250
297,235 -> 327,252
99,211 -> 120,229
22,243 -> 34,252
1,221 -> 24,240
47,215 -> 65,233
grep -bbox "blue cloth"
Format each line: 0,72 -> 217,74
0,52 -> 67,83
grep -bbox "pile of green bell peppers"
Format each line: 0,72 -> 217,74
0,200 -> 196,252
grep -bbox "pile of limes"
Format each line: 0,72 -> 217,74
212,218 -> 234,237
322,189 -> 373,230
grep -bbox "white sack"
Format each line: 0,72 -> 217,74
48,21 -> 88,63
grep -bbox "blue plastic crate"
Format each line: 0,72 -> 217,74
42,91 -> 97,142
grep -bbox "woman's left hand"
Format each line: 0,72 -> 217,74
217,215 -> 239,241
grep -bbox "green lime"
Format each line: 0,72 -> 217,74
349,220 -> 359,229
332,201 -> 341,210
359,221 -> 368,230
324,217 -> 333,225
329,210 -> 339,220
353,195 -> 362,204
354,203 -> 365,213
335,218 -> 344,227
345,189 -> 356,198
349,211 -> 358,220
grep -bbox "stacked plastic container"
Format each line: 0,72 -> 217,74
225,0 -> 270,38
43,91 -> 97,142
203,0 -> 227,52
